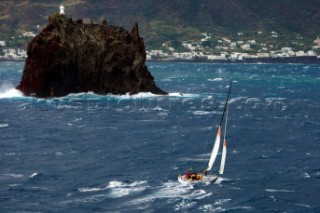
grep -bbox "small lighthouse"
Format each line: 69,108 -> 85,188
59,4 -> 65,15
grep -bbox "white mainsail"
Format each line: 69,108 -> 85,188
206,126 -> 221,171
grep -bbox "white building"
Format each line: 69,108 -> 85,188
241,44 -> 251,51
207,55 -> 226,60
270,31 -> 278,38
60,5 -> 65,15
257,53 -> 270,58
173,52 -> 194,60
295,51 -> 306,57
1,48 -> 27,59
230,42 -> 237,47
23,31 -> 36,37
281,47 -> 293,52
0,41 -> 5,46
222,38 -> 231,43
307,50 -> 316,56
313,37 -> 320,49
183,43 -> 196,51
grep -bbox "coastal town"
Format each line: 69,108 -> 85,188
1,22 -> 320,63
147,32 -> 320,63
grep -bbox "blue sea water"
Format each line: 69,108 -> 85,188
0,61 -> 319,212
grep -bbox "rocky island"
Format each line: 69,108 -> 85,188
16,14 -> 167,98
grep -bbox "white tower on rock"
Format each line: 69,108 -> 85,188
60,4 -> 65,15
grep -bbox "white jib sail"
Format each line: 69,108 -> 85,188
219,105 -> 228,175
219,139 -> 227,174
206,126 -> 221,171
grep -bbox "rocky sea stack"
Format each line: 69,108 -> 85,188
17,14 -> 167,97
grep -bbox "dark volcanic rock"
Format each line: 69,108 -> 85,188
17,14 -> 167,97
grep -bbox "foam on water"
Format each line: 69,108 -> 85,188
0,173 -> 24,179
168,92 -> 200,98
208,78 -> 223,82
29,173 -> 39,178
192,110 -> 220,115
78,186 -> 108,193
265,189 -> 295,193
199,204 -> 225,212
228,96 -> 247,104
78,180 -> 149,196
127,180 -> 212,208
214,198 -> 232,205
0,123 -> 9,128
107,180 -> 148,188
0,88 -> 23,99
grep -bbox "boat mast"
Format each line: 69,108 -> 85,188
219,81 -> 233,127
202,81 -> 233,175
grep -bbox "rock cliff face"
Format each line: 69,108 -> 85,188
17,14 -> 167,97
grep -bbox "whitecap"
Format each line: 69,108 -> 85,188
212,177 -> 225,185
107,180 -> 149,198
9,184 -> 22,187
265,188 -> 295,193
109,186 -> 146,198
107,180 -> 148,188
214,198 -> 232,205
55,152 -> 63,156
29,173 -> 39,178
192,110 -> 217,115
174,199 -> 197,211
199,204 -> 225,212
4,152 -> 16,156
0,88 -> 23,98
78,187 -> 108,193
302,172 -> 310,178
153,106 -> 166,111
245,98 -> 261,104
295,203 -> 311,208
208,78 -> 223,82
229,96 -> 247,104
127,180 -> 211,206
0,173 -> 23,179
157,112 -> 168,117
161,79 -> 173,82
168,92 -> 200,98
0,123 -> 9,128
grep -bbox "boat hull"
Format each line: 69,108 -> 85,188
178,174 -> 219,184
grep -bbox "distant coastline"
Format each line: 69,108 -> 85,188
148,55 -> 320,64
1,55 -> 320,64
0,58 -> 25,62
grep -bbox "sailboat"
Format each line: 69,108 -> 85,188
178,81 -> 232,184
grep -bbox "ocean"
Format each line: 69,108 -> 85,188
0,61 -> 319,212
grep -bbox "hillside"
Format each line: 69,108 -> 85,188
1,0 -> 320,50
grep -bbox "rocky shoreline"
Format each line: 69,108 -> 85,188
16,14 -> 167,98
